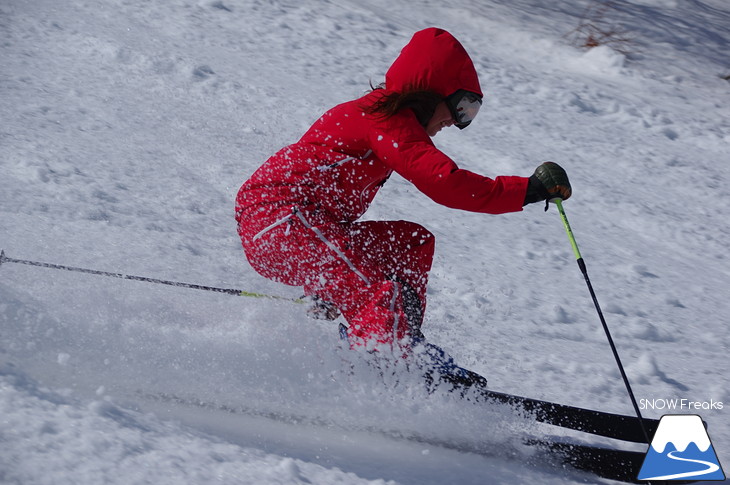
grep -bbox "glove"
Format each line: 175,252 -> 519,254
523,162 -> 572,207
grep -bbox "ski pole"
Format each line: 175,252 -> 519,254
0,250 -> 304,304
552,200 -> 651,444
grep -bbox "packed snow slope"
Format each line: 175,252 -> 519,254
1,0 -> 729,483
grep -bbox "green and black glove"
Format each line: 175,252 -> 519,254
523,161 -> 572,207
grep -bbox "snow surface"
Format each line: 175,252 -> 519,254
1,0 -> 729,483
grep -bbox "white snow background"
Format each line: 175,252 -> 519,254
1,0 -> 728,483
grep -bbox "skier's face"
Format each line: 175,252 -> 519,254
426,102 -> 455,137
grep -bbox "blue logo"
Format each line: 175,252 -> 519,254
638,414 -> 725,481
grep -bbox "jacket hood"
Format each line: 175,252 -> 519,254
385,28 -> 482,99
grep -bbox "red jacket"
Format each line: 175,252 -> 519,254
236,28 -> 528,239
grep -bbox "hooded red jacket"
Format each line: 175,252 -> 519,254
236,28 -> 528,243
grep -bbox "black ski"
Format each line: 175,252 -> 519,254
478,386 -> 658,444
527,438 -> 647,483
430,364 -> 658,444
529,439 -> 699,484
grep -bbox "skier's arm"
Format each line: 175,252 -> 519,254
369,115 -> 527,214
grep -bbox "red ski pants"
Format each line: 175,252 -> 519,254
240,208 -> 435,348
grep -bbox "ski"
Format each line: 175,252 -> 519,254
530,439 -> 701,484
476,386 -> 659,444
528,439 -> 693,484
428,361 -> 658,444
527,439 -> 647,483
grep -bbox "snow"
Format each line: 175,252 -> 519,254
1,0 -> 728,484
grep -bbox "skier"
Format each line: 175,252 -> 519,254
235,28 -> 571,362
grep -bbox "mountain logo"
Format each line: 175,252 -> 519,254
638,414 -> 725,481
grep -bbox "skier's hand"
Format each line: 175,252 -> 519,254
523,162 -> 572,206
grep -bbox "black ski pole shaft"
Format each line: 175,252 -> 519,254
0,250 -> 303,303
552,201 -> 651,445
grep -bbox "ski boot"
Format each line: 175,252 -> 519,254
411,337 -> 488,396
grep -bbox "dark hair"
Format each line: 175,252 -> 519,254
362,82 -> 444,127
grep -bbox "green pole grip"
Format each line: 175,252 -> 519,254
555,199 -> 583,261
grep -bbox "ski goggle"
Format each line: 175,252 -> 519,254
446,89 -> 483,129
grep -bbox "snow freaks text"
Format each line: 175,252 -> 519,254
640,398 -> 724,411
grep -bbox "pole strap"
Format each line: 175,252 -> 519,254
553,200 -> 651,444
0,250 -> 304,304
